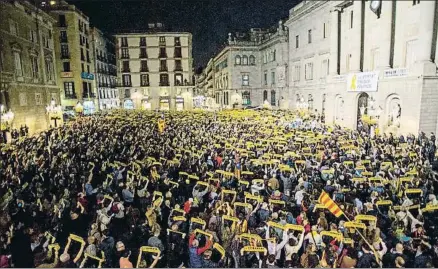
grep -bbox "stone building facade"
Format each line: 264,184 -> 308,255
285,0 -> 438,135
0,0 -> 61,134
115,23 -> 194,111
91,27 -> 119,110
45,0 -> 98,114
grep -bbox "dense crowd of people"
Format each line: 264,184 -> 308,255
0,109 -> 438,268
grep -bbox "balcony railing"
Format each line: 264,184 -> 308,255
121,55 -> 130,59
61,54 -> 70,59
140,54 -> 148,59
140,68 -> 149,72
174,66 -> 183,72
122,68 -> 130,73
159,53 -> 167,58
122,83 -> 132,87
58,22 -> 67,28
174,53 -> 182,58
141,82 -> 150,86
64,94 -> 77,99
159,67 -> 168,72
159,82 -> 169,86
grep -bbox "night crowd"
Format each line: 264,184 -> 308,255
0,109 -> 438,268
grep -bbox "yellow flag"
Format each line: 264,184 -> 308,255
158,119 -> 165,134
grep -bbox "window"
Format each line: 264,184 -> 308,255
159,36 -> 166,45
140,37 -> 146,46
121,48 -> 129,58
174,37 -> 181,46
371,48 -> 380,70
264,72 -> 267,85
60,31 -> 68,42
263,90 -> 268,101
273,51 -> 276,61
0,51 -> 4,71
224,92 -> 229,105
174,60 -> 182,71
13,52 -> 23,77
80,48 -> 85,61
305,62 -> 313,80
160,74 -> 169,86
86,51 -> 90,62
308,29 -> 312,44
174,47 -> 182,58
242,91 -> 251,105
122,74 -> 131,86
140,60 -> 148,72
140,47 -> 147,58
249,55 -> 256,65
235,55 -> 241,65
159,47 -> 167,58
31,57 -> 39,78
9,20 -> 18,36
87,65 -> 90,73
350,11 -> 354,29
295,35 -> 299,48
81,63 -> 85,73
35,93 -> 43,105
271,90 -> 276,106
19,93 -> 27,106
175,74 -> 183,85
271,71 -> 275,85
121,37 -> 128,47
346,54 -> 352,72
59,14 -> 66,27
293,65 -> 301,81
124,89 -> 131,98
321,59 -> 329,78
140,74 -> 149,86
160,60 -> 167,71
61,44 -> 69,58
122,61 -> 130,72
405,40 -> 417,67
242,74 -> 249,86
242,55 -> 248,65
323,23 -> 327,38
413,0 -> 420,5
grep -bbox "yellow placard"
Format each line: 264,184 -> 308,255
320,231 -> 343,240
354,215 -> 377,222
344,221 -> 366,229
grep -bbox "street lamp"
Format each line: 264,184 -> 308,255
46,98 -> 62,127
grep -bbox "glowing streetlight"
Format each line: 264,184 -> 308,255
46,98 -> 62,127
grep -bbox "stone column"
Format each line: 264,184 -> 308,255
350,1 -> 363,72
378,1 -> 393,70
414,0 -> 436,76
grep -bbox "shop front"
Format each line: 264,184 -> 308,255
142,97 -> 152,110
175,96 -> 184,111
83,100 -> 96,115
124,99 -> 134,110
159,96 -> 170,111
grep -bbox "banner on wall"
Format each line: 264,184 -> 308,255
347,71 -> 379,92
276,65 -> 286,88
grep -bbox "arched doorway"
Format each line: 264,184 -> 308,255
357,92 -> 369,129
386,95 -> 401,128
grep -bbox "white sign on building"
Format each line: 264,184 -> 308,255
383,68 -> 408,78
276,65 -> 287,87
346,71 -> 379,92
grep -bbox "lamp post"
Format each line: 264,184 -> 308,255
0,104 -> 14,143
46,98 -> 62,128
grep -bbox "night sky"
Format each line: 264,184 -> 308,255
71,0 -> 299,70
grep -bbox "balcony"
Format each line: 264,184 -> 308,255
174,66 -> 183,72
140,82 -> 150,87
64,94 -> 77,99
122,68 -> 130,73
174,53 -> 182,58
61,54 -> 70,59
122,83 -> 132,87
121,55 -> 130,59
59,37 -> 68,43
58,22 -> 67,28
159,53 -> 167,58
159,67 -> 168,72
140,68 -> 149,72
159,82 -> 169,86
139,54 -> 148,59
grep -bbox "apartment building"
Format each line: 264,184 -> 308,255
0,0 -> 60,134
115,23 -> 194,111
91,27 -> 119,110
44,0 -> 98,114
285,0 -> 438,135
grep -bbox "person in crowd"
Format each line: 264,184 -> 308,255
0,109 -> 437,268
